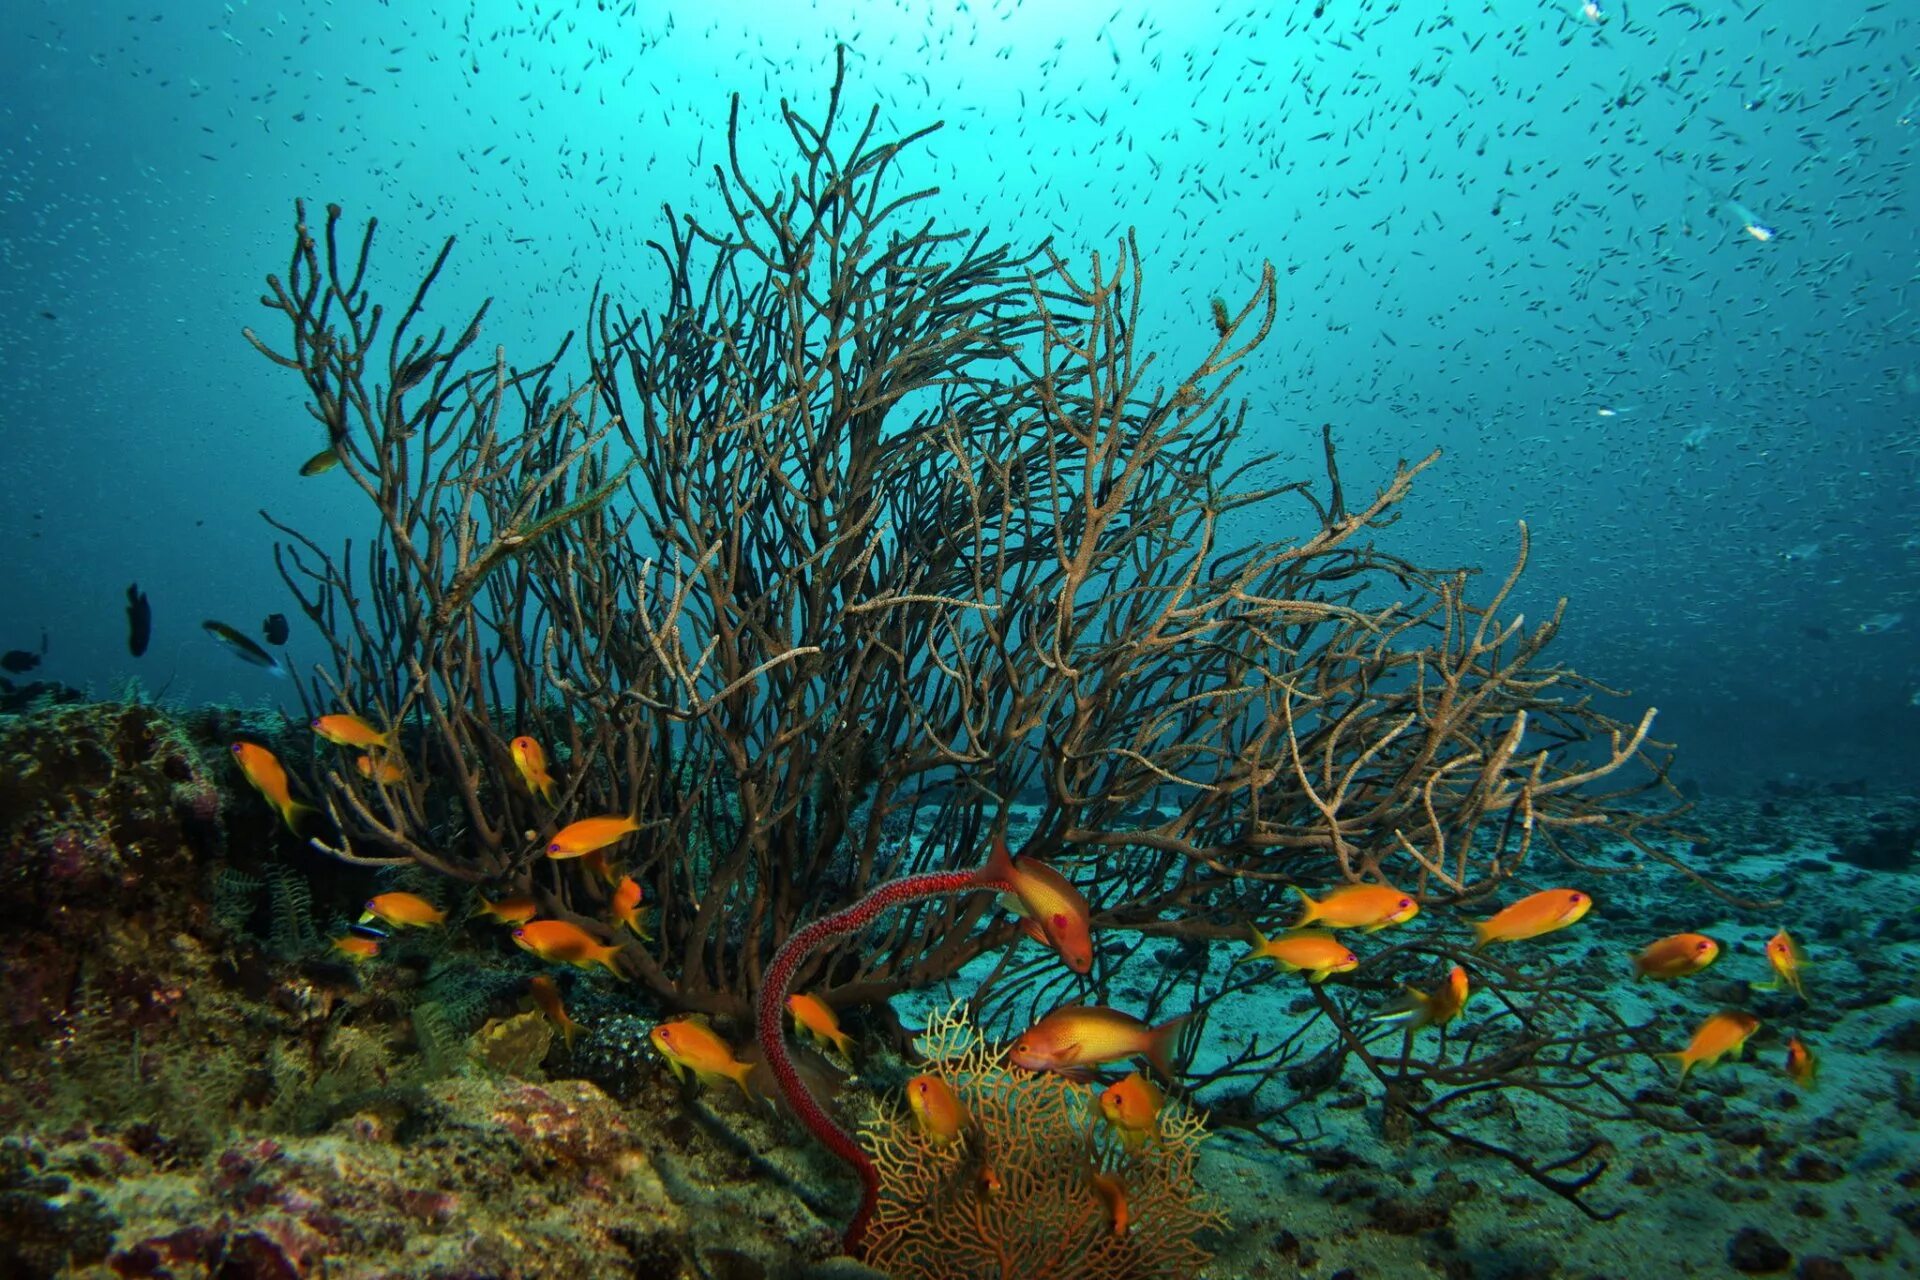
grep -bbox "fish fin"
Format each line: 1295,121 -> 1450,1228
1233,924 -> 1268,966
1144,1014 -> 1190,1079
979,832 -> 1017,890
731,1060 -> 758,1101
1469,921 -> 1492,953
281,801 -> 317,834
1289,885 -> 1320,929
1308,968 -> 1330,984
594,943 -> 624,976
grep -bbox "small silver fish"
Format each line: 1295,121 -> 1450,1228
203,620 -> 287,676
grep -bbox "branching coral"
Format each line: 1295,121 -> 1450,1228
860,1005 -> 1222,1280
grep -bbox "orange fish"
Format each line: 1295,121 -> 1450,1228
981,835 -> 1094,974
1666,1010 -> 1761,1084
1469,889 -> 1591,951
1633,933 -> 1721,981
331,934 -> 380,963
230,742 -> 313,833
1785,1036 -> 1817,1090
527,975 -> 582,1051
1236,927 -> 1360,982
611,875 -> 650,939
1098,1072 -> 1164,1150
479,894 -> 539,925
511,919 -> 624,974
511,736 -> 557,804
547,814 -> 641,859
1753,928 -> 1805,1000
360,891 -> 445,928
651,1016 -> 755,1098
1289,883 -> 1420,932
1089,1169 -> 1130,1237
787,993 -> 854,1059
905,1073 -> 969,1142
311,713 -> 392,750
1009,1005 -> 1188,1077
1374,965 -> 1472,1032
354,753 -> 406,784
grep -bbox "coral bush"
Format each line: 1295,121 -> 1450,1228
859,1006 -> 1222,1280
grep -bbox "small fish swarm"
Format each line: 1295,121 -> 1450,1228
860,1005 -> 1223,1280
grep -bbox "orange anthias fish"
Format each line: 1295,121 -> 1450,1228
1009,1005 -> 1189,1078
311,713 -> 393,750
1289,883 -> 1420,932
512,920 -> 625,974
611,875 -> 650,939
1753,928 -> 1806,1000
1785,1036 -> 1817,1090
1633,933 -> 1721,981
360,891 -> 445,928
479,894 -> 539,925
1469,889 -> 1591,952
1666,1010 -> 1761,1084
980,834 -> 1095,974
547,814 -> 641,859
1098,1072 -> 1165,1150
905,1073 -> 969,1142
787,993 -> 855,1059
1089,1169 -> 1130,1237
230,742 -> 313,833
1235,927 -> 1360,983
527,975 -> 582,1050
511,736 -> 557,804
331,934 -> 380,963
651,1016 -> 755,1099
354,753 -> 406,784
1373,965 -> 1472,1032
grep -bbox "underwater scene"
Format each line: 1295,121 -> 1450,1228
2,1 -> 1917,1277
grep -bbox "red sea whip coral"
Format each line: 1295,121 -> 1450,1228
756,862 -> 1012,1255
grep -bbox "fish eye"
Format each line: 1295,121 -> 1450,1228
1398,898 -> 1413,909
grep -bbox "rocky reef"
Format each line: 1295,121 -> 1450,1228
0,699 -> 872,1279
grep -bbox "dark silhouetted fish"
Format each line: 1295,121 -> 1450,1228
262,613 -> 289,646
127,583 -> 152,657
0,649 -> 39,674
203,620 -> 286,677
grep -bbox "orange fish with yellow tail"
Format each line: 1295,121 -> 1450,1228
311,713 -> 392,750
1469,888 -> 1591,951
547,813 -> 641,859
980,834 -> 1094,974
905,1073 -> 969,1142
611,875 -> 650,939
651,1016 -> 755,1099
1288,882 -> 1419,932
1752,928 -> 1805,1000
787,993 -> 854,1059
1098,1072 -> 1164,1150
510,736 -> 557,804
511,920 -> 624,974
527,975 -> 582,1050
230,742 -> 313,833
479,894 -> 538,925
1785,1035 -> 1817,1089
354,753 -> 406,785
1235,927 -> 1359,983
1666,1010 -> 1761,1084
1009,1005 -> 1188,1078
1089,1169 -> 1130,1237
360,891 -> 445,928
331,934 -> 380,963
1633,932 -> 1720,981
1373,964 -> 1471,1032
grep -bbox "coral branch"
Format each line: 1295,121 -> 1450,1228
756,863 -> 1013,1254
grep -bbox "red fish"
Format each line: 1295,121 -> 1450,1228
980,834 -> 1094,974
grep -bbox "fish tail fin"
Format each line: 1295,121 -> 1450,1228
831,1029 -> 856,1059
560,1019 -> 579,1052
731,1060 -> 758,1101
1662,1052 -> 1693,1085
1289,885 -> 1320,928
978,831 -> 1017,889
1469,921 -> 1493,953
282,800 -> 318,834
1144,1014 -> 1191,1079
1233,924 -> 1269,966
594,942 -> 625,976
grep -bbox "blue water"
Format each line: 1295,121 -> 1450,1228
2,0 -> 1916,792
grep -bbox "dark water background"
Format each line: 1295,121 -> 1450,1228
2,1 -> 1915,793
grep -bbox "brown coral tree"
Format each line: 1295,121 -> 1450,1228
245,47 -> 1702,1207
